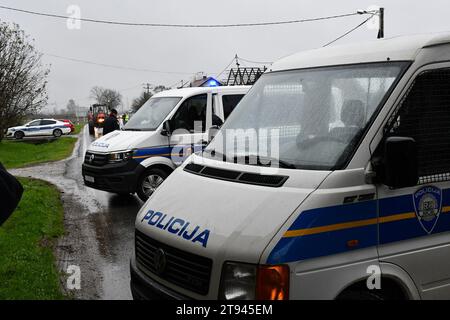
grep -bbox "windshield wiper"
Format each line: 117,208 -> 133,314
203,150 -> 296,169
240,155 -> 297,169
123,128 -> 142,131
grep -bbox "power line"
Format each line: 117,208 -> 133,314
43,52 -> 196,75
0,5 -> 366,28
215,56 -> 237,79
237,56 -> 273,65
323,14 -> 375,47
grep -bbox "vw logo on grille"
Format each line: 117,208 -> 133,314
153,248 -> 167,275
88,154 -> 95,163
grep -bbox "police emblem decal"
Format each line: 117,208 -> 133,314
413,186 -> 442,234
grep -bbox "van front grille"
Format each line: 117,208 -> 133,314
135,229 -> 212,295
84,151 -> 108,166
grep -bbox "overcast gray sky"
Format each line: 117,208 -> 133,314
1,0 -> 449,112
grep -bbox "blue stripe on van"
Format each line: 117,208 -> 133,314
267,188 -> 450,264
132,144 -> 205,163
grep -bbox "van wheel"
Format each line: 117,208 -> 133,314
136,168 -> 168,202
14,131 -> 24,139
53,129 -> 62,138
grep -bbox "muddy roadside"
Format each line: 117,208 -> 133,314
10,127 -> 142,299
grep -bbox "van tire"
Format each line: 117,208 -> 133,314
53,129 -> 62,138
14,131 -> 24,139
136,167 -> 169,202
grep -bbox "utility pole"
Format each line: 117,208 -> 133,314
143,83 -> 152,94
235,54 -> 240,69
377,7 -> 384,39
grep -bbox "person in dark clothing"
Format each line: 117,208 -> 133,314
0,162 -> 23,226
103,109 -> 120,135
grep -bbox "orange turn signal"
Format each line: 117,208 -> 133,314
256,265 -> 289,300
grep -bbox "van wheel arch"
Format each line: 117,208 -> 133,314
336,276 -> 409,300
144,164 -> 174,174
136,164 -> 173,202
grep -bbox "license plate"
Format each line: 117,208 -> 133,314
85,175 -> 95,183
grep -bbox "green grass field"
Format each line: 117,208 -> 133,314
73,123 -> 85,135
0,138 -> 76,169
0,178 -> 65,299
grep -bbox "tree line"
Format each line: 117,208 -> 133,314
0,20 -> 171,141
0,21 -> 49,141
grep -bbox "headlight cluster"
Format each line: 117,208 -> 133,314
219,262 -> 289,300
108,151 -> 133,163
220,262 -> 257,300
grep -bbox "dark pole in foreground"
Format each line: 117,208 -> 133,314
377,7 -> 384,39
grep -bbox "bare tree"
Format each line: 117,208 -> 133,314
66,99 -> 78,115
0,22 -> 49,141
153,85 -> 170,94
131,85 -> 170,111
90,86 -> 122,111
132,91 -> 152,112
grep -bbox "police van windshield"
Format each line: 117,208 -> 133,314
124,97 -> 182,131
205,62 -> 407,170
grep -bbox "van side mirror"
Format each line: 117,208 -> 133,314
161,120 -> 172,136
212,115 -> 223,127
381,136 -> 418,188
208,126 -> 220,142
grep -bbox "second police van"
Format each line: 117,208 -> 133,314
131,33 -> 450,300
82,85 -> 250,201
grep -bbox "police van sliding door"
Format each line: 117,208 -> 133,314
376,65 -> 450,299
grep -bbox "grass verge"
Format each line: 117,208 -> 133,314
0,178 -> 65,299
73,124 -> 85,135
0,138 -> 76,169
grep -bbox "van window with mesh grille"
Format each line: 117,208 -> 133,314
206,62 -> 406,170
389,68 -> 450,184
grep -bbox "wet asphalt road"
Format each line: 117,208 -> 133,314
10,126 -> 143,299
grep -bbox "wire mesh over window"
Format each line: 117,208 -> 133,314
388,68 -> 450,184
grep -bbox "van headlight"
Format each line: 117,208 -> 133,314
220,262 -> 257,300
219,262 -> 289,300
108,151 -> 133,163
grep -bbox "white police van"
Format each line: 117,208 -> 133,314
6,119 -> 71,139
82,86 -> 250,201
131,33 -> 450,300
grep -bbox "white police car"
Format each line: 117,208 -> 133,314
6,119 -> 71,139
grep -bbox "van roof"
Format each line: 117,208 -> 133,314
153,85 -> 251,98
270,32 -> 450,71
